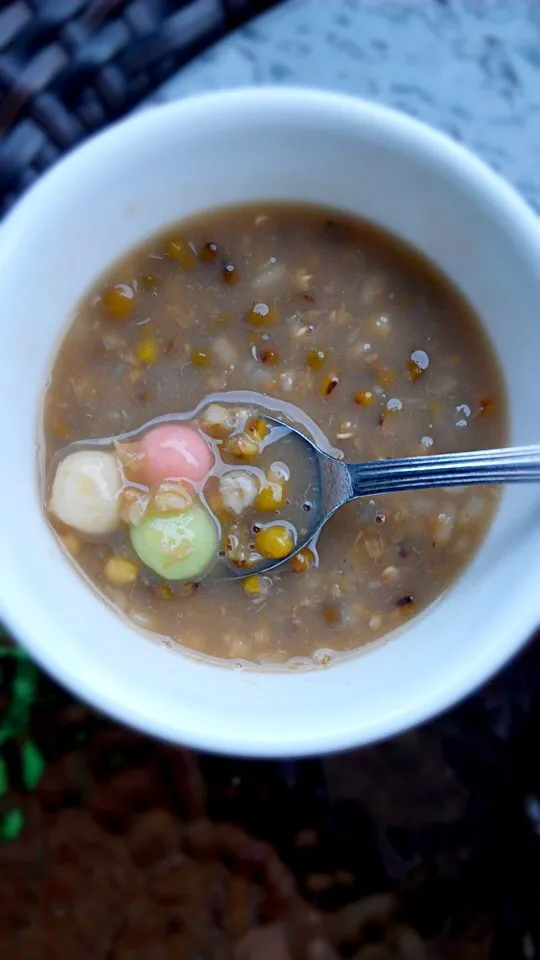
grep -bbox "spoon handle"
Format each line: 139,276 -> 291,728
345,445 -> 540,498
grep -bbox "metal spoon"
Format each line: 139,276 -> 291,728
230,420 -> 540,577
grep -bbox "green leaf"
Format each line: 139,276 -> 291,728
21,740 -> 45,791
0,807 -> 24,840
0,645 -> 28,659
0,757 -> 7,798
0,657 -> 39,746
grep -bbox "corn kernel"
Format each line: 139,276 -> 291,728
322,603 -> 340,625
246,302 -> 277,326
103,284 -> 136,321
52,419 -> 72,439
408,359 -> 421,381
290,548 -> 315,573
225,533 -> 260,569
152,481 -> 193,514
408,350 -> 429,382
354,390 -> 375,406
244,575 -> 263,597
115,441 -> 146,478
306,349 -> 326,370
268,461 -> 290,484
226,433 -> 260,460
255,525 -> 294,560
377,366 -> 395,388
119,487 -> 149,526
246,417 -> 269,442
59,531 -> 81,556
256,483 -> 283,511
200,403 -> 236,439
104,557 -> 138,585
191,348 -> 211,367
152,583 -> 175,601
136,337 -> 159,365
166,237 -> 196,269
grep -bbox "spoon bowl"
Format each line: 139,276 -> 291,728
230,421 -> 540,578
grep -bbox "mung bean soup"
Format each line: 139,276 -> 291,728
43,204 -> 506,667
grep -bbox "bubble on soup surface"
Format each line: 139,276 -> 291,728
130,504 -> 218,580
141,423 -> 214,485
49,450 -> 121,536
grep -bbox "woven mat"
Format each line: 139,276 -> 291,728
0,0 -> 277,215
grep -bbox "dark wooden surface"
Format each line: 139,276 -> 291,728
2,633 -> 540,957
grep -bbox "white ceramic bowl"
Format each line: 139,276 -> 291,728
1,88 -> 540,757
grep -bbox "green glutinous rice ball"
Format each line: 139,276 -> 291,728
130,505 -> 218,580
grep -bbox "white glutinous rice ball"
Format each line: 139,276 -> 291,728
49,450 -> 122,536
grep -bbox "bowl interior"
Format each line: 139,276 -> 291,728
1,89 -> 540,756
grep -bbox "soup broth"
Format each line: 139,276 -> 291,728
43,204 -> 506,667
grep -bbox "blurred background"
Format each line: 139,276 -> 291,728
2,2 -> 540,957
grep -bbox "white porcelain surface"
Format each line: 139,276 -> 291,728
1,88 -> 540,757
